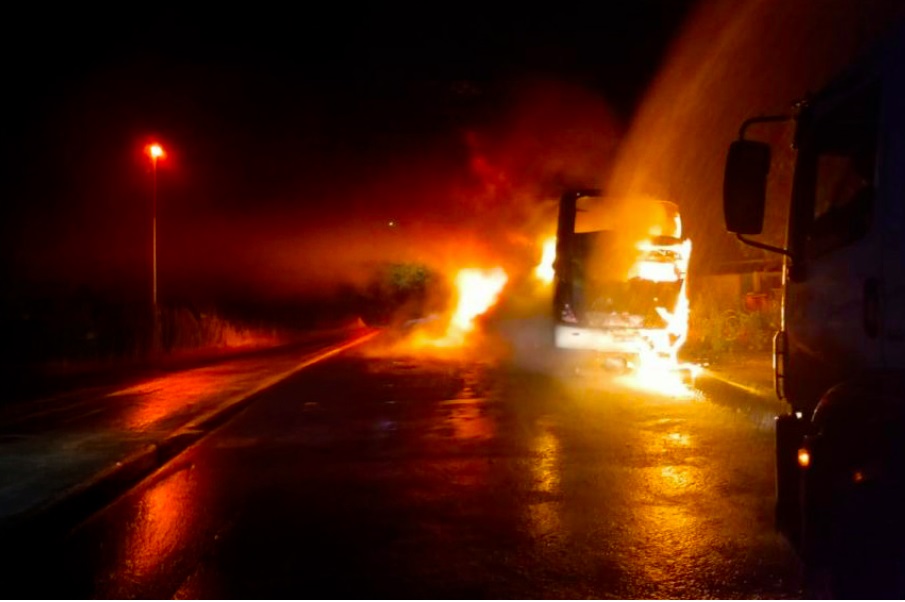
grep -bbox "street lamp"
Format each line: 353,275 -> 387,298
146,143 -> 165,309
146,142 -> 166,353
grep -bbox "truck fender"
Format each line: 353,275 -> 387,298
800,373 -> 905,570
808,373 -> 905,472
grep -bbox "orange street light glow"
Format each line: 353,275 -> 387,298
148,143 -> 165,160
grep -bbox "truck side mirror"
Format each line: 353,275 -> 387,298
723,140 -> 771,235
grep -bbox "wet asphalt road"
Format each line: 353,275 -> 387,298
11,342 -> 802,598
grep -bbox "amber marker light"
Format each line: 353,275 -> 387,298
797,448 -> 811,468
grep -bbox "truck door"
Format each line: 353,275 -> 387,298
784,79 -> 883,412
553,189 -> 600,324
878,32 -> 905,370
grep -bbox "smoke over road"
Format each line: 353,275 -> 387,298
150,78 -> 624,305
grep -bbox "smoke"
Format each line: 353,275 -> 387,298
579,194 -> 684,285
163,77 -> 624,304
605,0 -> 905,274
3,72 -> 626,315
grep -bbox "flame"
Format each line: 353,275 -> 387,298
408,266 -> 509,349
534,236 -> 557,284
629,239 -> 691,283
632,259 -> 679,283
619,239 -> 700,397
448,267 -> 508,337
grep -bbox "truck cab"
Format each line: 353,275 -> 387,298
723,25 -> 905,595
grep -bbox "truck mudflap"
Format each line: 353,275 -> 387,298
775,412 -> 806,549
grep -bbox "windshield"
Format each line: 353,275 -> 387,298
567,231 -> 683,328
791,81 -> 879,262
585,279 -> 682,327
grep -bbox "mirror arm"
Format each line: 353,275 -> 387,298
730,115 -> 795,259
736,233 -> 794,258
739,114 -> 792,139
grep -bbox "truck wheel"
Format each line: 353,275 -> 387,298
802,449 -> 905,598
826,483 -> 905,598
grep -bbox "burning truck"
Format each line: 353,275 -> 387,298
550,189 -> 691,373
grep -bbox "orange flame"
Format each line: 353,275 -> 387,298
408,266 -> 509,349
620,239 -> 699,396
448,267 -> 508,338
629,238 -> 690,283
534,236 -> 557,284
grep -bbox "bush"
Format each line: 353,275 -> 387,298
355,262 -> 446,326
686,288 -> 780,358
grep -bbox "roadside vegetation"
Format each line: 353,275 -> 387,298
351,262 -> 448,327
0,290 -> 364,378
685,287 -> 781,361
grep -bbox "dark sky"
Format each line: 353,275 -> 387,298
3,3 -> 696,304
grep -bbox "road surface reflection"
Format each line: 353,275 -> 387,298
112,369 -> 228,430
526,421 -> 562,538
121,465 -> 197,586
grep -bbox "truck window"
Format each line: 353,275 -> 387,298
802,83 -> 879,259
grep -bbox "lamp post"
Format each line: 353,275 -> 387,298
148,143 -> 164,309
146,143 -> 165,352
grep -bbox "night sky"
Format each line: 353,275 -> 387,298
3,3 -> 697,306
5,2 -> 901,309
